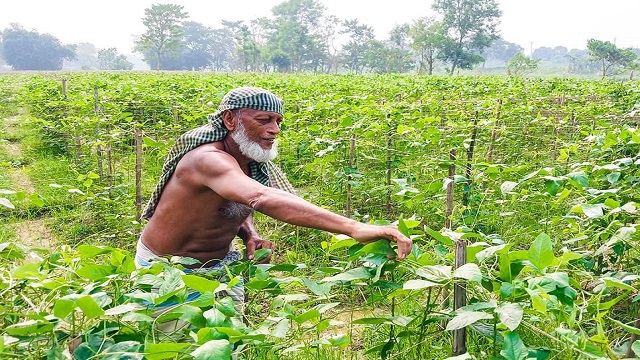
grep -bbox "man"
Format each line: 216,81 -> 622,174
137,87 -> 412,305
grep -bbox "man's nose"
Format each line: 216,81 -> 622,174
268,120 -> 281,134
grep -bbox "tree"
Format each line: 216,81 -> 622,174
265,0 -> 327,72
532,46 -> 569,63
223,20 -> 261,72
480,37 -> 523,65
134,4 -> 188,70
64,42 -> 98,70
161,21 -> 215,70
97,48 -> 133,70
432,0 -> 502,74
587,38 -> 637,78
339,19 -> 375,73
209,28 -> 236,71
409,17 -> 445,74
506,52 -> 539,76
1,24 -> 76,70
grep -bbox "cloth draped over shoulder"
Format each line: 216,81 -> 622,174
141,87 -> 296,220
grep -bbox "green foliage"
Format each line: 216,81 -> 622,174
507,52 -> 540,77
587,38 -> 638,78
1,73 -> 640,359
1,24 -> 76,70
432,0 -> 502,74
134,4 -> 189,70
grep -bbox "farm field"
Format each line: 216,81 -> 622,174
0,72 -> 639,359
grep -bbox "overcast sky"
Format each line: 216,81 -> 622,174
1,0 -> 638,55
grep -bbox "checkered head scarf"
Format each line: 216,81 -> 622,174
208,86 -> 284,127
141,87 -> 294,220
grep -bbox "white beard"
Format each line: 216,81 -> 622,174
230,119 -> 278,163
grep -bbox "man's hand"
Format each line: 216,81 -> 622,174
244,238 -> 274,264
350,224 -> 412,260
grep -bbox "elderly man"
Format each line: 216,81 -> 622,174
137,87 -> 412,305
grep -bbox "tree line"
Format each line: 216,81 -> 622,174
0,0 -> 638,78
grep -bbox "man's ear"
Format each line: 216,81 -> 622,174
221,110 -> 237,131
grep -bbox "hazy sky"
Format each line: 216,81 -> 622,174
1,0 -> 638,55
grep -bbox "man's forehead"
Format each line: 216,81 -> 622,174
240,108 -> 283,118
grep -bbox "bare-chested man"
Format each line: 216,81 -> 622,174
136,87 -> 412,304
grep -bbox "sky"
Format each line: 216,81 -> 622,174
1,0 -> 639,55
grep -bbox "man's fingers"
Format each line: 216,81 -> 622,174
245,241 -> 257,260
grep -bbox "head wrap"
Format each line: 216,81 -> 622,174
207,86 -> 284,130
141,87 -> 293,220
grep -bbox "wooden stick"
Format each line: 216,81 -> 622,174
346,133 -> 356,218
462,111 -> 479,206
486,100 -> 502,162
445,149 -> 456,230
135,125 -> 143,222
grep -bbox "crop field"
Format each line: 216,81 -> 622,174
0,72 -> 639,359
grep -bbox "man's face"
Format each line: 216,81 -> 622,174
230,108 -> 282,162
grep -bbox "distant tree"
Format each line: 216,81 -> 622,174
481,37 -> 523,65
265,0 -> 327,72
506,52 -> 539,76
587,38 -> 637,78
382,24 -> 414,73
317,15 -> 342,73
223,20 -> 261,72
432,0 -> 502,74
209,28 -> 235,71
1,24 -> 76,70
340,19 -> 375,73
134,4 -> 188,70
97,48 -> 133,70
64,42 -> 98,70
160,21 -> 215,70
531,46 -> 569,63
566,49 -> 599,74
408,17 -> 445,75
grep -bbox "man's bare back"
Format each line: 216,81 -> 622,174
140,143 -> 251,265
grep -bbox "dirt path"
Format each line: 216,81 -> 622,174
1,115 -> 55,249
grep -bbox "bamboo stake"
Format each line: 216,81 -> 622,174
94,85 -> 103,179
486,100 -> 502,162
452,238 -> 468,355
106,125 -> 113,189
462,111 -> 479,207
445,149 -> 456,230
346,133 -> 356,218
135,125 -> 143,222
386,114 -> 393,213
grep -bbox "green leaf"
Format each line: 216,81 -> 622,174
416,265 -> 452,283
271,318 -> 290,338
566,171 -> 589,187
182,274 -> 221,293
425,226 -> 454,246
500,332 -> 528,360
191,339 -> 231,360
321,267 -> 371,282
495,302 -> 523,331
633,340 -> 640,357
357,240 -> 394,256
75,295 -> 106,319
0,198 -> 15,209
445,310 -> 493,331
301,277 -> 332,296
403,279 -> 440,290
608,317 -> 640,335
294,309 -> 320,324
500,181 -> 519,195
5,319 -> 54,336
76,264 -> 116,280
453,263 -> 482,282
528,233 -> 554,271
144,342 -> 191,360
